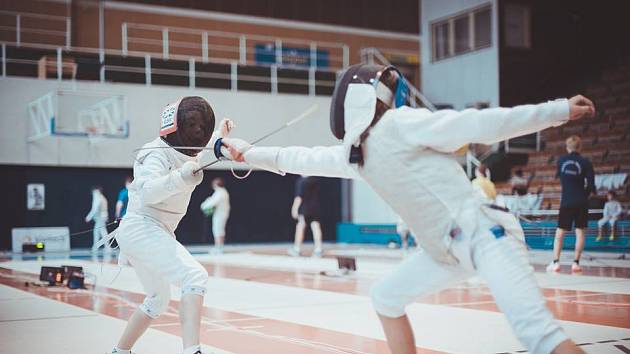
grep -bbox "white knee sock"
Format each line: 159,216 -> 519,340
182,344 -> 201,354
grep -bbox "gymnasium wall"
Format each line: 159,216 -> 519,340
0,76 -> 334,167
420,0 -> 499,109
0,164 -> 342,250
0,75 -> 397,248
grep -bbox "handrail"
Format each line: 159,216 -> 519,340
518,209 -> 604,216
0,10 -> 71,49
1,41 -> 337,97
102,63 -> 335,86
466,150 -> 481,178
0,10 -> 68,22
125,22 -> 348,49
123,21 -> 350,72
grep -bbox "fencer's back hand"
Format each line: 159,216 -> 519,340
568,95 -> 596,121
221,138 -> 252,163
180,161 -> 204,186
219,118 -> 235,138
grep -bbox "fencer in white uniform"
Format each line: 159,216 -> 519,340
85,186 -> 109,252
200,178 -> 230,253
222,64 -> 595,354
110,96 -> 233,354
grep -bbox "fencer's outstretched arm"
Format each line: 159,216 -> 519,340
228,142 -> 358,179
405,96 -> 594,153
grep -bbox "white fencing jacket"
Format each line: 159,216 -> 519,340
126,134 -> 218,233
200,187 -> 230,217
86,190 -> 109,222
243,100 -> 570,264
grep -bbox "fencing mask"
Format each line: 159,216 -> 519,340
160,96 -> 215,156
329,64 -> 409,144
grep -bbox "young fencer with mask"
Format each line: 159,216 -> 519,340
109,96 -> 233,354
220,64 -> 595,354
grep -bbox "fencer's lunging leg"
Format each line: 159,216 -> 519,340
377,314 -> 416,354
116,308 -> 153,350
370,251 -> 467,354
180,293 -> 204,349
474,232 -> 581,354
116,261 -> 171,350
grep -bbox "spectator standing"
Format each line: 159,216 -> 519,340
200,178 -> 231,254
85,186 -> 110,252
289,176 -> 323,257
547,136 -> 594,273
396,216 -> 417,254
115,176 -> 132,220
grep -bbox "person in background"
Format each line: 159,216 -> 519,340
396,216 -> 416,254
547,135 -> 594,273
115,176 -> 132,220
472,163 -> 497,201
597,191 -> 622,241
200,177 -> 231,254
85,185 -> 110,253
289,176 -> 323,257
510,169 -> 530,196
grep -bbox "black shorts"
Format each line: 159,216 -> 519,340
558,205 -> 588,231
300,214 -> 321,225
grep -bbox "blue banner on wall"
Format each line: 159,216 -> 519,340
255,44 -> 329,68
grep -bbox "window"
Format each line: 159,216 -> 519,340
431,4 -> 492,62
433,22 -> 450,61
454,15 -> 470,54
474,8 -> 492,48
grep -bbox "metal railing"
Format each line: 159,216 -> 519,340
0,40 -> 337,96
0,10 -> 346,96
466,150 -> 481,178
122,22 -> 350,71
0,10 -> 71,49
504,132 -> 542,153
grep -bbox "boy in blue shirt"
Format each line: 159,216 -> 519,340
547,135 -> 594,273
115,176 -> 132,220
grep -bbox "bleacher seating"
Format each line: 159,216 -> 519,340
495,57 -> 630,213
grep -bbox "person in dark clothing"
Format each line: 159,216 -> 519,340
289,176 -> 323,257
510,169 -> 529,196
547,135 -> 595,273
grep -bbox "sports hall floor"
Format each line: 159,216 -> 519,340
0,244 -> 628,354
